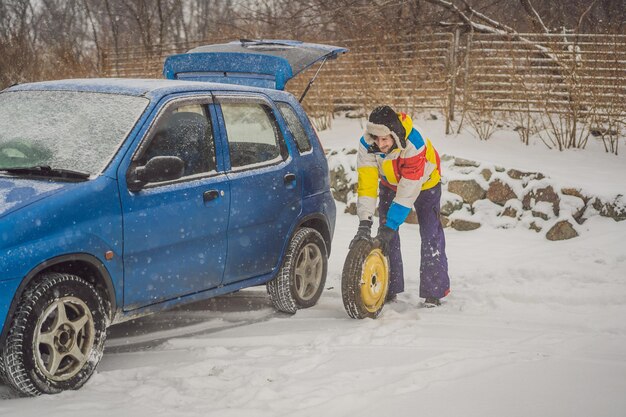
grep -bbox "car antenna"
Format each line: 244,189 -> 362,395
299,57 -> 328,104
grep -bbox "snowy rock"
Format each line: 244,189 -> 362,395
591,195 -> 626,221
453,157 -> 481,167
325,146 -> 621,239
561,187 -> 590,203
529,221 -> 543,232
546,220 -> 579,241
327,148 -> 357,204
507,169 -> 545,181
522,185 -> 560,216
560,194 -> 587,224
532,201 -> 555,220
500,199 -> 522,220
447,180 -> 486,205
486,179 -> 517,206
329,164 -> 355,203
440,215 -> 451,228
451,219 -> 481,231
440,192 -> 464,216
501,206 -> 518,218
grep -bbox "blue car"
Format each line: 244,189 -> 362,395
0,40 -> 345,396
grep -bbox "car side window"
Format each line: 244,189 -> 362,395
139,104 -> 216,178
221,102 -> 286,169
277,102 -> 312,153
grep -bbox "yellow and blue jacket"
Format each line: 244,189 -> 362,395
356,113 -> 442,230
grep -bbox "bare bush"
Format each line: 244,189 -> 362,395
590,111 -> 623,156
535,110 -> 591,151
512,109 -> 541,146
466,107 -> 499,141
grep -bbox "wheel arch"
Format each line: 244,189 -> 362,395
0,254 -> 118,346
297,214 -> 332,256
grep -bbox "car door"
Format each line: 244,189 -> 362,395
214,94 -> 302,285
119,97 -> 230,310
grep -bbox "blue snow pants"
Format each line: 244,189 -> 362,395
378,183 -> 450,299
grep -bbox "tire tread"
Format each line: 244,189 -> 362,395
267,227 -> 327,314
341,239 -> 384,319
2,273 -> 106,396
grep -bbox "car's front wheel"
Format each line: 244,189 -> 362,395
267,227 -> 328,314
2,273 -> 107,396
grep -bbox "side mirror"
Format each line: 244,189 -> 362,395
127,156 -> 185,192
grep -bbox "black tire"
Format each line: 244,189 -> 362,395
2,273 -> 107,396
267,227 -> 328,314
0,350 -> 8,386
342,239 -> 389,319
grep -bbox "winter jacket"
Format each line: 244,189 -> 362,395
356,113 -> 441,230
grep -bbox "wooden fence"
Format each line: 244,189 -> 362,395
461,33 -> 626,112
101,34 -> 454,118
102,33 -> 626,132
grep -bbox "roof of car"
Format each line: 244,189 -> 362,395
4,78 -> 293,101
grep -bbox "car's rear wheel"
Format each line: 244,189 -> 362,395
267,227 -> 328,314
2,273 -> 107,396
0,350 -> 8,385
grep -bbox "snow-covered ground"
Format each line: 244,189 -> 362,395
1,115 -> 625,416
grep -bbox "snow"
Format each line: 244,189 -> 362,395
319,114 -> 626,198
1,114 -> 626,416
0,178 -> 63,216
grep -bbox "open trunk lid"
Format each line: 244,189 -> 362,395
163,39 -> 348,90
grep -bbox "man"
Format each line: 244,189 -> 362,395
350,105 -> 450,307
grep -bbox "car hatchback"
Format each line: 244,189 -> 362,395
0,40 -> 344,396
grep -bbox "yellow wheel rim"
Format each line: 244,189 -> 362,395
359,248 -> 389,313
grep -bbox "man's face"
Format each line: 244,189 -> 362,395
373,134 -> 395,154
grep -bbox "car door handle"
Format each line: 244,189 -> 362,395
284,173 -> 296,184
203,190 -> 221,202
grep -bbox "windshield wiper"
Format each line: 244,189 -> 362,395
0,165 -> 90,180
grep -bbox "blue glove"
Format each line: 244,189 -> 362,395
349,220 -> 372,248
373,225 -> 396,254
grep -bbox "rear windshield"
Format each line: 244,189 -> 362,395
0,90 -> 148,175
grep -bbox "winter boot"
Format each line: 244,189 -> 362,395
423,297 -> 441,308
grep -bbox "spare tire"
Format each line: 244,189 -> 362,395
341,239 -> 389,319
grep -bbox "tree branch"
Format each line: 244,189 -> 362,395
423,0 -> 513,34
424,0 -> 563,67
520,0 -> 550,33
576,0 -> 599,34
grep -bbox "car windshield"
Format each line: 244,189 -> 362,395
0,90 -> 148,175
